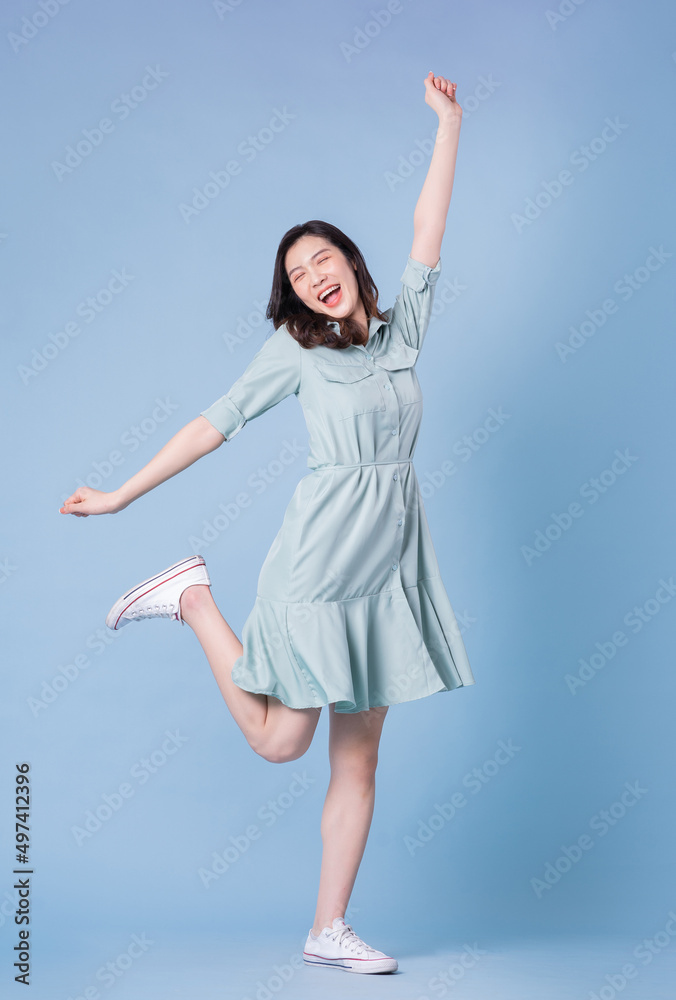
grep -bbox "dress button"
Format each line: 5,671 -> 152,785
397,518 -> 403,526
391,429 -> 396,436
392,562 -> 398,571
366,354 -> 372,360
392,473 -> 398,481
385,384 -> 392,391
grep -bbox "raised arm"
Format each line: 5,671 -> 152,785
410,72 -> 463,269
59,416 -> 224,517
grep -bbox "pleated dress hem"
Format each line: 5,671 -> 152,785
229,675 -> 472,714
230,576 -> 476,714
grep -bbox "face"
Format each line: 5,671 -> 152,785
284,235 -> 363,324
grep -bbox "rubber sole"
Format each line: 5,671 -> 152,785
303,954 -> 398,974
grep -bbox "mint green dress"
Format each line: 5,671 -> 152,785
200,254 -> 476,712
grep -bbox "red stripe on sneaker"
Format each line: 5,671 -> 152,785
120,555 -> 204,600
113,564 -> 203,629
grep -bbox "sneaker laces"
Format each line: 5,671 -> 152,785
131,603 -> 177,620
328,923 -> 376,955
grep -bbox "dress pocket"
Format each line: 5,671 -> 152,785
375,341 -> 422,406
314,360 -> 385,418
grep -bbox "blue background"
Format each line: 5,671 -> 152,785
1,0 -> 674,997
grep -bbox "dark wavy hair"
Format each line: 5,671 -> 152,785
266,220 -> 390,350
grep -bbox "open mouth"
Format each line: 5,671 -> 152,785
318,284 -> 342,307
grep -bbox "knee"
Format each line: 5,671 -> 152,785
250,736 -> 310,764
179,583 -> 212,614
332,751 -> 379,783
360,753 -> 379,781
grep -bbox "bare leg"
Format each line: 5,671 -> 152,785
179,584 -> 322,763
311,703 -> 389,935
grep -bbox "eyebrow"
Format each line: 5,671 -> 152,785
287,247 -> 333,278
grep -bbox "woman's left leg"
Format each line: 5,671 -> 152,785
311,703 -> 389,936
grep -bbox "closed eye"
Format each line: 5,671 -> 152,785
292,255 -> 330,283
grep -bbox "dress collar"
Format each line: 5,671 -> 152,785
328,313 -> 388,344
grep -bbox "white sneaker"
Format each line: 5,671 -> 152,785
105,555 -> 211,631
303,917 -> 398,974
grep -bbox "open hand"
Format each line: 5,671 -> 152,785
59,486 -> 122,517
424,72 -> 462,124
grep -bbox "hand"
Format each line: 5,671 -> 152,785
424,71 -> 462,125
59,486 -> 125,517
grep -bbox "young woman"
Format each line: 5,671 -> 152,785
60,72 -> 475,975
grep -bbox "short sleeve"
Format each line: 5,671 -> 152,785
389,254 -> 442,351
200,325 -> 301,441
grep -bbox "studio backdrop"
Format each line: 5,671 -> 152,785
1,0 -> 674,998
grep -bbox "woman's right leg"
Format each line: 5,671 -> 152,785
179,584 -> 322,763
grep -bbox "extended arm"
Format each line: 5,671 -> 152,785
411,72 -> 463,269
59,416 -> 224,517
